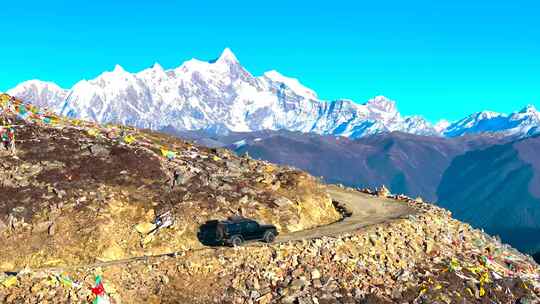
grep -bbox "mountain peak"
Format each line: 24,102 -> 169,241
520,104 -> 538,114
10,79 -> 66,91
214,48 -> 239,64
368,95 -> 393,105
434,120 -> 450,133
8,49 -> 540,140
474,110 -> 502,120
366,96 -> 397,113
152,62 -> 164,71
113,64 -> 126,73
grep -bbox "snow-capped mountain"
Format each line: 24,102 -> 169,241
444,105 -> 540,138
8,80 -> 69,112
6,48 -> 539,139
6,48 -> 438,138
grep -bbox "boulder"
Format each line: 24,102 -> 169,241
135,222 -> 156,234
98,242 -> 125,261
376,185 -> 391,197
88,144 -> 110,157
310,269 -> 321,280
274,197 -> 293,208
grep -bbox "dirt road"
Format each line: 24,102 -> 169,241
277,185 -> 417,242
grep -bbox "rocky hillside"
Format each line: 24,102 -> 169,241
0,93 -> 539,303
0,93 -> 339,270
190,129 -> 540,259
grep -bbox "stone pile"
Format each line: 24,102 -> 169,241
4,193 -> 530,304
168,194 -> 540,303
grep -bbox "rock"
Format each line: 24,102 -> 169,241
250,290 -> 261,300
252,278 -> 261,290
1,276 -> 17,288
376,185 -> 391,197
274,197 -> 293,208
173,170 -> 192,186
53,188 -> 67,199
135,222 -> 156,234
311,269 -> 321,280
290,278 -> 306,291
12,206 -> 26,214
0,219 -> 6,232
390,287 -> 402,299
88,144 -> 110,157
256,292 -> 272,304
519,296 -> 540,304
141,234 -> 155,246
99,242 -> 125,261
270,181 -> 281,191
281,294 -> 298,304
298,296 -> 315,304
154,211 -> 174,229
292,267 -> 304,278
340,296 -> 355,304
48,222 -> 56,235
0,260 -> 14,272
32,221 -> 52,234
239,195 -> 250,205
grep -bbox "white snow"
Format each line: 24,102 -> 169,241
262,70 -> 318,100
434,120 -> 450,133
232,139 -> 247,148
7,48 -> 539,139
216,48 -> 239,64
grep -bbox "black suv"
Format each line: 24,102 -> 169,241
198,217 -> 278,246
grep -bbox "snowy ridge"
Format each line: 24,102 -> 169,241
6,48 -> 540,139
444,105 -> 540,138
8,80 -> 69,112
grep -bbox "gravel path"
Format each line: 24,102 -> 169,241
277,185 -> 417,242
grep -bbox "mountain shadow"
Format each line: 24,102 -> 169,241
233,131 -> 503,201
437,135 -> 540,255
533,252 -> 540,263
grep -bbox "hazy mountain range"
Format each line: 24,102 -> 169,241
7,48 -> 540,139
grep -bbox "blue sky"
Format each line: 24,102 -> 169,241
1,0 -> 538,122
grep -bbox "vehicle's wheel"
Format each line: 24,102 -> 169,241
230,235 -> 243,247
263,231 -> 276,243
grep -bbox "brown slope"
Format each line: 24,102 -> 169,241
0,101 -> 340,270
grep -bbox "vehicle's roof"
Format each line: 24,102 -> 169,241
222,217 -> 254,224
